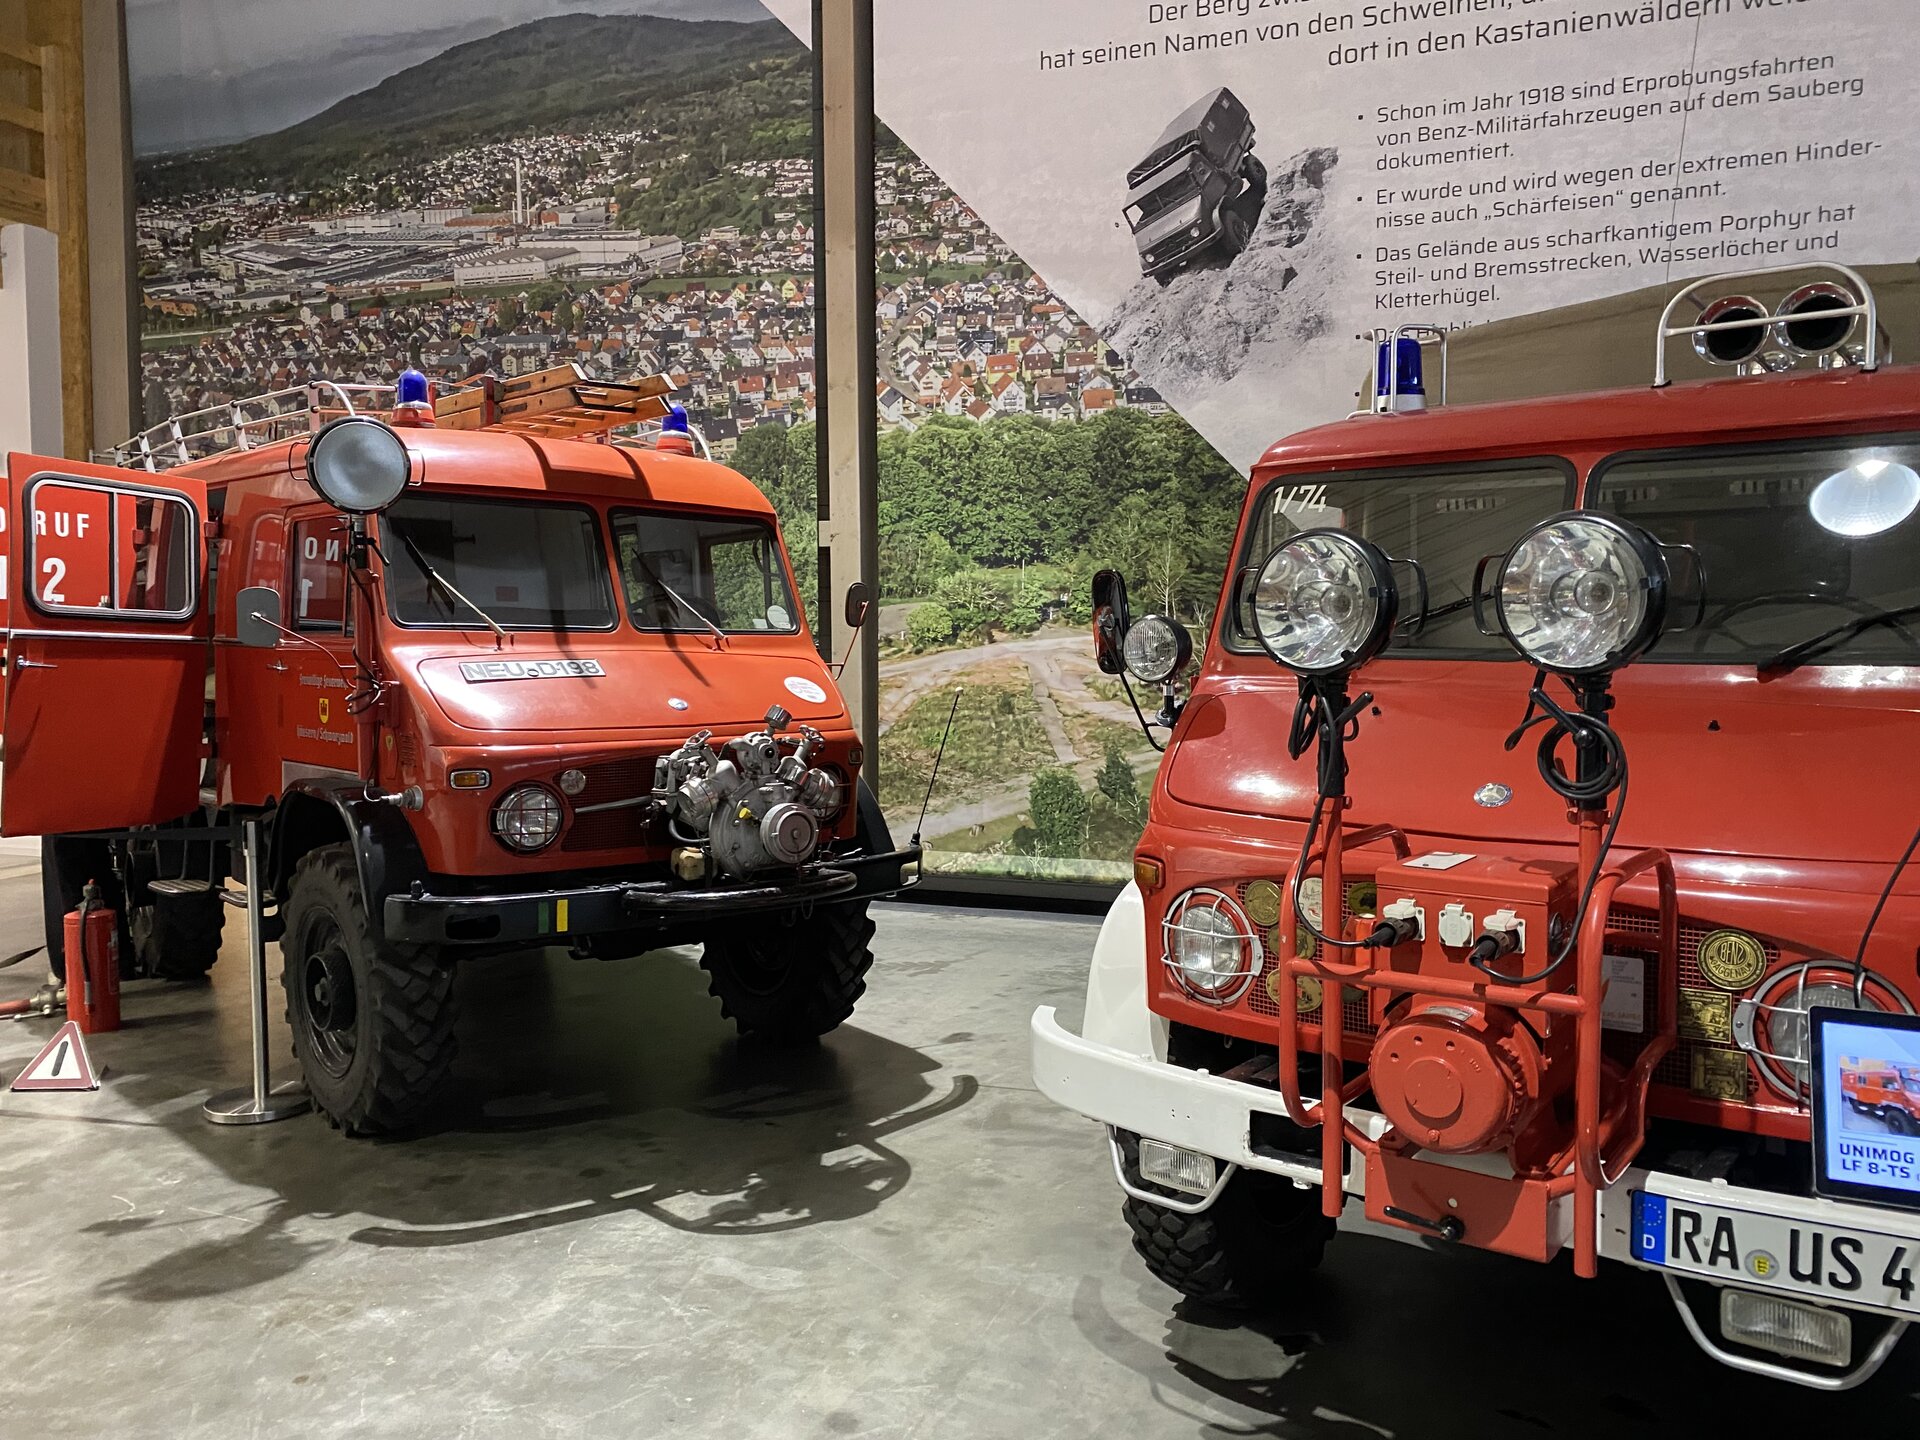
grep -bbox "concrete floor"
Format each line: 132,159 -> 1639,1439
0,875 -> 1916,1438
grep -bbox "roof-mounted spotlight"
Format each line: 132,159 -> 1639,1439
1691,295 -> 1770,368
1251,530 -> 1402,679
307,415 -> 412,515
1775,281 -> 1862,359
1483,513 -> 1683,676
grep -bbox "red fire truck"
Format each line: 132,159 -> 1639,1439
1035,265 -> 1920,1387
7,365 -> 914,1134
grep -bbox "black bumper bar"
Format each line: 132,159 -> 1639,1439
383,846 -> 920,949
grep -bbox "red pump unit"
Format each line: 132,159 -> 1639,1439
64,879 -> 121,1034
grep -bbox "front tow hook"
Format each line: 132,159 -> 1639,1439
1382,1206 -> 1465,1243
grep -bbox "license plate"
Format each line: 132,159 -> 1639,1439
1633,1191 -> 1920,1315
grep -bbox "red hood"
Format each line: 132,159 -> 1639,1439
1163,660 -> 1920,866
407,643 -> 848,736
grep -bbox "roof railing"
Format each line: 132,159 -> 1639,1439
104,365 -> 677,473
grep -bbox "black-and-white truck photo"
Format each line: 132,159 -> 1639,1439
1124,87 -> 1266,286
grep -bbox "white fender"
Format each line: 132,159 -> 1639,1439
1076,882 -> 1168,1061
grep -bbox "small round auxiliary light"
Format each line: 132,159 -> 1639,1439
1121,614 -> 1192,685
307,416 -> 412,515
1493,513 -> 1668,676
1810,457 -> 1920,539
1250,529 -> 1398,677
1691,294 -> 1769,368
556,768 -> 588,798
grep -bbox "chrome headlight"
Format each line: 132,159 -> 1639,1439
1162,887 -> 1260,1003
1494,513 -> 1666,675
306,416 -> 411,514
1122,614 -> 1193,685
1251,529 -> 1397,676
1734,961 -> 1916,1101
493,784 -> 563,853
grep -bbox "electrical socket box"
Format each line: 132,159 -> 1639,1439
1373,853 -> 1580,982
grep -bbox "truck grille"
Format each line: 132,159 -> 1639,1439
1608,905 -> 1771,1103
561,757 -> 656,853
1235,876 -> 1377,1038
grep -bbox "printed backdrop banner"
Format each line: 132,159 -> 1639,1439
767,0 -> 1917,468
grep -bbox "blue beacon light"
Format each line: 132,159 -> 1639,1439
1375,337 -> 1426,413
392,367 -> 435,425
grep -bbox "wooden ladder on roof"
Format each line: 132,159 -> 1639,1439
435,363 -> 675,440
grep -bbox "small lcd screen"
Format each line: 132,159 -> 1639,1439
1812,1008 -> 1920,1210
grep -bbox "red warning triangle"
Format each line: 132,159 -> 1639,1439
10,1021 -> 98,1092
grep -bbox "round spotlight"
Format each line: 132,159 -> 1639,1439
1250,530 -> 1398,677
1494,513 -> 1668,675
492,784 -> 563,853
1692,295 -> 1769,367
1122,614 -> 1193,685
1734,961 -> 1915,1101
1774,282 -> 1861,358
1810,457 -> 1920,539
307,416 -> 412,514
556,768 -> 588,798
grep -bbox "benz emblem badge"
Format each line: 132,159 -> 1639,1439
668,697 -> 690,711
1474,782 -> 1513,809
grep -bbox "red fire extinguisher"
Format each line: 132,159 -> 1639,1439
64,880 -> 121,1034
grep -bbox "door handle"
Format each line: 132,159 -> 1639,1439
13,657 -> 57,671
267,660 -> 290,672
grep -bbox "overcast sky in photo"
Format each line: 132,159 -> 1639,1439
129,0 -> 772,153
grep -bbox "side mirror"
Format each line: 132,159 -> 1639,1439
844,580 -> 873,630
236,586 -> 284,648
1091,568 -> 1130,676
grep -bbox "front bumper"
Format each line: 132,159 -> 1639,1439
1033,1006 -> 1915,1387
386,844 -> 920,947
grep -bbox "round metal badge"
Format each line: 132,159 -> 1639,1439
1474,782 -> 1513,808
668,697 -> 690,711
1243,879 -> 1283,928
1697,929 -> 1768,991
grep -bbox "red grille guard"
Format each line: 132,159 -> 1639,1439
1270,804 -> 1679,1277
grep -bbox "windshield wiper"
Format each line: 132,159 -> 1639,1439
1758,602 -> 1920,677
631,554 -> 726,646
388,527 -> 507,641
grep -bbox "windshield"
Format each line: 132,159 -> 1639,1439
612,510 -> 799,635
1126,170 -> 1202,230
382,497 -> 616,630
1593,437 -> 1920,665
1227,461 -> 1572,656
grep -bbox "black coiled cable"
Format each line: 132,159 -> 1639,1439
1474,671 -> 1630,985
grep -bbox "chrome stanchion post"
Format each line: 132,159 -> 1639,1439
203,817 -> 311,1125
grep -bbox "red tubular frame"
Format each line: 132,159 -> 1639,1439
1274,804 -> 1679,1277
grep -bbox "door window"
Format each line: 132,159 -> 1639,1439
290,516 -> 351,633
26,477 -> 196,620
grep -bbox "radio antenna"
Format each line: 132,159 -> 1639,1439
912,688 -> 963,849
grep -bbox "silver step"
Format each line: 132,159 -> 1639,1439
149,878 -> 213,896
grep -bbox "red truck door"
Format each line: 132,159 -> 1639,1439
1,454 -> 212,837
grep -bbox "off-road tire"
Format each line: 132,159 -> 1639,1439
131,890 -> 225,981
1121,1137 -> 1334,1308
280,844 -> 457,1135
1240,153 -> 1269,202
700,901 -> 875,1043
1219,204 -> 1252,259
1890,1109 -> 1916,1136
1153,271 -> 1175,288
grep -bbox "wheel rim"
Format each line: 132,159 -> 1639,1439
724,933 -> 793,998
298,917 -> 359,1078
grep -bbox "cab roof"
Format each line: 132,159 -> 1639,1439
1253,364 -> 1920,480
182,424 -> 777,517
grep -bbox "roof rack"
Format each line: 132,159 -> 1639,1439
105,365 -> 678,472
